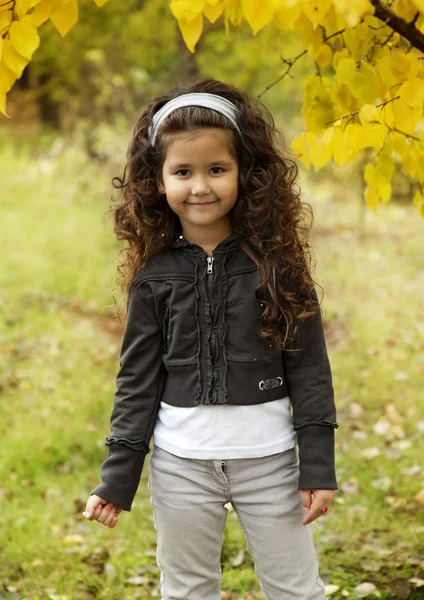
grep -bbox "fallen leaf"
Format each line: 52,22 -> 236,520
126,576 -> 149,586
104,563 -> 117,580
371,477 -> 391,491
401,465 -> 422,476
62,534 -> 84,545
324,584 -> 340,596
413,488 -> 424,505
231,548 -> 244,567
354,582 -> 377,597
341,477 -> 360,495
373,420 -> 391,435
360,448 -> 380,460
349,402 -> 363,418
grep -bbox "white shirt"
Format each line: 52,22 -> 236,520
153,396 -> 296,459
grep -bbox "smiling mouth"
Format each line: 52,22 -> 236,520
188,200 -> 217,205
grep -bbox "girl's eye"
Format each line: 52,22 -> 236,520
175,167 -> 224,176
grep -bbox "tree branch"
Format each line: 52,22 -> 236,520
370,0 -> 424,53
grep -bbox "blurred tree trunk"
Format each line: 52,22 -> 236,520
37,73 -> 61,129
176,29 -> 199,80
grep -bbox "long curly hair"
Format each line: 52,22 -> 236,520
109,76 -> 324,352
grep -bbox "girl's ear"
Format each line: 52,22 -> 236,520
156,175 -> 165,195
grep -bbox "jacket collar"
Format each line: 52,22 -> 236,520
169,231 -> 242,255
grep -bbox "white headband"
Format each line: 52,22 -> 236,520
148,92 -> 241,147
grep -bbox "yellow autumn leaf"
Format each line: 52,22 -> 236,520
345,123 -> 369,156
0,91 -> 8,118
365,122 -> 386,151
365,185 -> 379,212
274,0 -> 302,29
391,51 -> 411,80
92,0 -> 110,6
336,57 -> 356,86
334,82 -> 353,113
170,0 -> 204,22
50,0 -> 78,37
15,0 -> 31,19
309,127 -> 333,169
392,97 -> 422,135
178,13 -> 203,53
241,0 -> 274,35
225,0 -> 244,26
294,12 -> 322,56
350,71 -> 370,99
291,130 -> 317,169
0,9 -> 12,32
381,98 -> 395,128
2,39 -> 29,78
400,78 -> 424,109
378,173 -> 392,204
351,60 -> 379,102
412,189 -> 422,206
203,0 -> 225,23
343,28 -> 358,58
359,103 -> 376,126
301,0 -> 332,29
315,44 -> 332,69
0,37 -> 3,62
332,48 -> 349,71
389,131 -> 406,155
376,153 -> 395,180
410,0 -> 424,15
23,0 -> 54,26
334,0 -> 374,28
364,162 -> 377,186
402,144 -> 419,178
406,52 -> 419,79
331,125 -> 353,166
9,21 -> 40,60
0,62 -> 17,93
302,75 -> 335,133
376,59 -> 394,97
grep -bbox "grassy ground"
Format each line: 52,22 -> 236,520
0,133 -> 423,600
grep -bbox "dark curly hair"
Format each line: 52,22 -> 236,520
109,76 -> 324,351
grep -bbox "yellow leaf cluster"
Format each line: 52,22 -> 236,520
0,0 -> 110,116
169,0 -> 424,214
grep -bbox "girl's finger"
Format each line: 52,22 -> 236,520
94,503 -> 106,521
102,507 -> 116,527
106,515 -> 119,529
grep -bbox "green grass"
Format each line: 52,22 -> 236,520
0,134 -> 423,600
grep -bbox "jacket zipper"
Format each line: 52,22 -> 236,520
207,256 -> 218,403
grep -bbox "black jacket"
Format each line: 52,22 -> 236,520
90,231 -> 338,511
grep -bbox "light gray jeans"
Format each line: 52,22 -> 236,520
148,444 -> 328,600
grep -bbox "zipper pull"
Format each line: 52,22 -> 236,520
207,256 -> 214,274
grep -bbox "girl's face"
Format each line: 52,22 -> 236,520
158,128 -> 239,237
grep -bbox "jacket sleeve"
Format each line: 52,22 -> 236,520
281,286 -> 339,491
90,280 -> 167,511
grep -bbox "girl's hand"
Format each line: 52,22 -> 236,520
83,494 -> 123,528
301,489 -> 335,526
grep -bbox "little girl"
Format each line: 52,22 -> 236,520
85,76 -> 339,600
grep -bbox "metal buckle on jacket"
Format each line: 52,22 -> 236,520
258,376 -> 283,391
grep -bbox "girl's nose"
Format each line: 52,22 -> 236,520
191,177 -> 211,196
